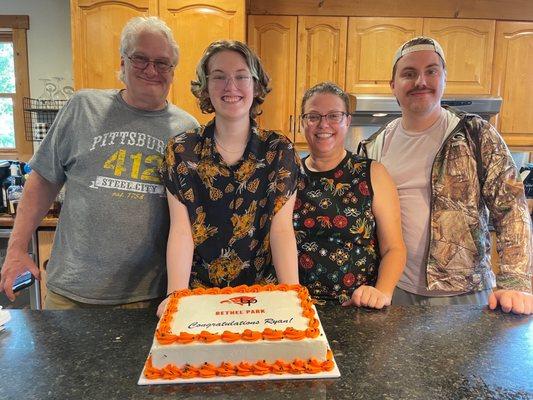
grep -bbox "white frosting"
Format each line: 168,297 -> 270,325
170,290 -> 309,334
150,289 -> 329,369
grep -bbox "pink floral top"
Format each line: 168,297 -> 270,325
293,152 -> 379,303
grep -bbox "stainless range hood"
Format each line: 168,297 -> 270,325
350,94 -> 502,125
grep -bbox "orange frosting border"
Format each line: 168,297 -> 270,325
144,350 -> 334,380
155,284 -> 320,345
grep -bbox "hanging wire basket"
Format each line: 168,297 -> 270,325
23,98 -> 67,141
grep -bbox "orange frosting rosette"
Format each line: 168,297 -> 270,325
198,330 -> 221,343
198,363 -> 217,378
221,330 -> 241,343
283,327 -> 306,340
252,360 -> 271,375
216,362 -> 236,377
175,332 -> 196,344
241,329 -> 262,341
263,328 -> 284,341
236,362 -> 254,376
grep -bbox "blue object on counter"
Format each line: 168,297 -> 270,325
23,164 -> 32,174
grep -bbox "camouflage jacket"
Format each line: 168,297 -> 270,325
358,107 -> 532,293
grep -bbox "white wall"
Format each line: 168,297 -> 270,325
0,0 -> 72,97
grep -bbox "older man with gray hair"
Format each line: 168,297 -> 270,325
0,16 -> 198,309
359,36 -> 532,314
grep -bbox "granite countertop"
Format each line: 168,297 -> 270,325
1,305 -> 531,400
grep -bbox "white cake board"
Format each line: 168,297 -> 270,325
137,355 -> 340,385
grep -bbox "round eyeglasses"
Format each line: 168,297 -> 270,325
301,112 -> 348,126
208,74 -> 253,90
127,55 -> 174,73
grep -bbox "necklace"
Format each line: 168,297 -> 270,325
213,133 -> 247,154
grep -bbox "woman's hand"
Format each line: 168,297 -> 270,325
342,285 -> 392,309
156,297 -> 169,318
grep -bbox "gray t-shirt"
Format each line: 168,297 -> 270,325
30,89 -> 198,304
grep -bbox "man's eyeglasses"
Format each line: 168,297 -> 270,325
127,55 -> 174,73
301,112 -> 348,126
208,74 -> 253,90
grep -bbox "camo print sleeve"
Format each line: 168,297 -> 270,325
477,119 -> 532,292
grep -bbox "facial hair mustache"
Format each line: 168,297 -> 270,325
407,86 -> 434,96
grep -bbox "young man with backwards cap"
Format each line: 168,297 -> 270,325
359,36 -> 532,314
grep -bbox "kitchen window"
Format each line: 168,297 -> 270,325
0,33 -> 16,150
0,15 -> 32,160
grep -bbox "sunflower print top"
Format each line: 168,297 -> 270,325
294,152 -> 379,303
161,118 -> 301,288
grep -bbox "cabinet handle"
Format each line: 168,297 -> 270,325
297,115 -> 301,134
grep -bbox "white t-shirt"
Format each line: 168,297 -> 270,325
381,110 -> 466,296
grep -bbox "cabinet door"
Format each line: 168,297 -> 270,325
71,0 -> 157,90
295,16 -> 348,144
346,17 -> 423,94
160,0 -> 245,125
492,21 -> 533,147
248,15 -> 297,139
37,230 -> 55,307
423,18 -> 495,94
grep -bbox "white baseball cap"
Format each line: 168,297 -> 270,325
392,36 -> 446,69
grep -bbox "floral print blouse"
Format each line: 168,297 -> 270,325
294,152 -> 379,303
161,118 -> 301,288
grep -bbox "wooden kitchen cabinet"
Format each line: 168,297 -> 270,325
294,17 -> 347,144
346,17 -> 423,94
492,21 -> 533,148
423,18 -> 495,94
346,17 -> 495,95
71,0 -> 245,124
248,15 -> 347,145
248,15 -> 297,138
36,230 -> 55,306
71,0 -> 158,90
160,0 -> 245,124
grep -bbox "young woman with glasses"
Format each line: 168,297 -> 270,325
293,82 -> 406,309
157,41 -> 301,315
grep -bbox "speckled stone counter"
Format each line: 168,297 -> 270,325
1,305 -> 531,400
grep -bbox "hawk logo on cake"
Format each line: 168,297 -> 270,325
220,296 -> 258,306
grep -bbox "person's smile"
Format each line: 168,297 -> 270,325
221,95 -> 244,103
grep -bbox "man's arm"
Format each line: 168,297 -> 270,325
0,171 -> 62,301
478,121 -> 532,314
